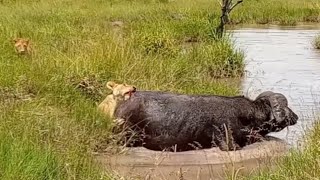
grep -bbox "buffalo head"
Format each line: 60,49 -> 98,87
254,91 -> 298,135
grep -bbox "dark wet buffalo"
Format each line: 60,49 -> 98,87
114,91 -> 298,152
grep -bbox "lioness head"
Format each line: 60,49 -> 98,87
107,81 -> 136,102
13,38 -> 30,54
97,81 -> 136,119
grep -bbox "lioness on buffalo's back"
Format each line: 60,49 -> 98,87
112,89 -> 298,152
97,81 -> 136,119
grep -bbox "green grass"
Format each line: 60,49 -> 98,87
0,0 -> 319,179
237,122 -> 320,180
314,35 -> 320,49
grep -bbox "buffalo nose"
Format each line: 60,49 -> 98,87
290,112 -> 299,125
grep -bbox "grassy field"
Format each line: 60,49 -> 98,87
0,0 -> 319,179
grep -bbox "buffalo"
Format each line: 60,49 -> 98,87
113,90 -> 298,152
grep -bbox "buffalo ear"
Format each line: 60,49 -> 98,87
269,93 -> 288,122
270,106 -> 286,123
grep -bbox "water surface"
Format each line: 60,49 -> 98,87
232,25 -> 320,146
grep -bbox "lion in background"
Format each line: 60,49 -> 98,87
13,38 -> 32,55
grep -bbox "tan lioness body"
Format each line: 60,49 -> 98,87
98,81 -> 136,119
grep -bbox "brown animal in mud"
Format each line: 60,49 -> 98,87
13,38 -> 31,55
97,81 -> 136,120
114,90 -> 298,152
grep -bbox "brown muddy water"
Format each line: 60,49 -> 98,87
96,25 -> 320,179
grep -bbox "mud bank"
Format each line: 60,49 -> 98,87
96,137 -> 288,179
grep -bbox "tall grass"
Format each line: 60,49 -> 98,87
0,0 -> 319,179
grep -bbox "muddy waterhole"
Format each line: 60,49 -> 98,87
96,25 -> 320,180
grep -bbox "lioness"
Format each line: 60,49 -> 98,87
13,38 -> 31,55
98,81 -> 136,119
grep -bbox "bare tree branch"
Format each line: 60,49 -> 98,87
229,0 -> 243,13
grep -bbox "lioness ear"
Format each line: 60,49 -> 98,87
25,39 -> 30,44
13,38 -> 18,43
106,81 -> 117,90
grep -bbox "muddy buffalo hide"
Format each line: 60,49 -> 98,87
114,91 -> 298,152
